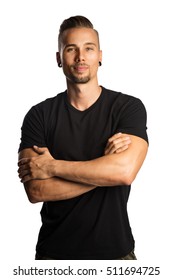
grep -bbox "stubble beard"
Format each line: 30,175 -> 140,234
67,65 -> 90,84
70,75 -> 90,84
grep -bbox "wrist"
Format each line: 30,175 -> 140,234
49,159 -> 60,177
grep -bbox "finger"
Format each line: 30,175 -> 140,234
104,145 -> 113,155
106,134 -> 131,149
104,138 -> 131,155
18,163 -> 29,173
18,164 -> 29,177
18,158 -> 30,167
107,132 -> 123,143
105,143 -> 118,155
33,146 -> 48,154
105,133 -> 131,155
110,135 -> 130,143
105,143 -> 117,155
106,137 -> 131,149
106,144 -> 130,155
21,174 -> 32,183
18,169 -> 30,179
115,145 -> 129,154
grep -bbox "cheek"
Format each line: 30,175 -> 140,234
90,57 -> 99,69
61,57 -> 73,70
62,53 -> 74,63
88,53 -> 100,65
89,52 -> 99,61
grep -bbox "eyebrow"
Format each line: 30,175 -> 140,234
65,42 -> 97,49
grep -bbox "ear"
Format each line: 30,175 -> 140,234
56,52 -> 61,64
99,50 -> 102,64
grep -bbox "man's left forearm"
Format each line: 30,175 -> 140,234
18,135 -> 148,187
51,136 -> 148,187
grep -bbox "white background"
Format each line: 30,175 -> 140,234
1,0 -> 173,279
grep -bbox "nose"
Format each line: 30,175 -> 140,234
75,49 -> 85,62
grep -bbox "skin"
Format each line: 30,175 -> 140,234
18,133 -> 132,202
18,27 -> 148,203
56,27 -> 102,111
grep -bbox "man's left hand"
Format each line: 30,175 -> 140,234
18,146 -> 55,183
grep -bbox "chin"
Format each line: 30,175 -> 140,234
72,76 -> 90,84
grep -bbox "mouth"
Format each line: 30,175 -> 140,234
73,64 -> 89,73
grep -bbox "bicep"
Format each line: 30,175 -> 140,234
119,134 -> 148,183
103,134 -> 148,186
18,147 -> 38,160
19,105 -> 46,153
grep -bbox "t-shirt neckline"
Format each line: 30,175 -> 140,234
64,86 -> 105,114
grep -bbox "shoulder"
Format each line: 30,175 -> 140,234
101,87 -> 148,142
33,91 -> 65,111
102,86 -> 143,102
24,91 -> 66,118
101,86 -> 147,112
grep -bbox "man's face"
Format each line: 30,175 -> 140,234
59,27 -> 102,84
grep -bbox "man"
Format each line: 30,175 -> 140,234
18,15 -> 148,260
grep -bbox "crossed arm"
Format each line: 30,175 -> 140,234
18,133 -> 148,203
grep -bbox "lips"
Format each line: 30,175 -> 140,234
73,64 -> 88,72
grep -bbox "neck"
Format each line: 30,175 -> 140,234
66,81 -> 102,111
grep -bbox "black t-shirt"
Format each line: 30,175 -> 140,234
19,86 -> 148,259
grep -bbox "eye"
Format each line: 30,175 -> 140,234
86,47 -> 94,51
66,47 -> 76,53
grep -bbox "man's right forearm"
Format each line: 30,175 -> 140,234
24,177 -> 96,203
19,133 -> 131,203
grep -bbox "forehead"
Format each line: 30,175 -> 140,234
61,27 -> 99,47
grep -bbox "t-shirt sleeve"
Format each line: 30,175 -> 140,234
18,104 -> 47,152
115,96 -> 148,143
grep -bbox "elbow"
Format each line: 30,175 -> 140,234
121,172 -> 136,186
120,164 -> 137,185
27,195 -> 39,204
109,167 -> 136,186
121,164 -> 137,185
24,181 -> 43,204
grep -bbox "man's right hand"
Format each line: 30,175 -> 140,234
104,133 -> 131,155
